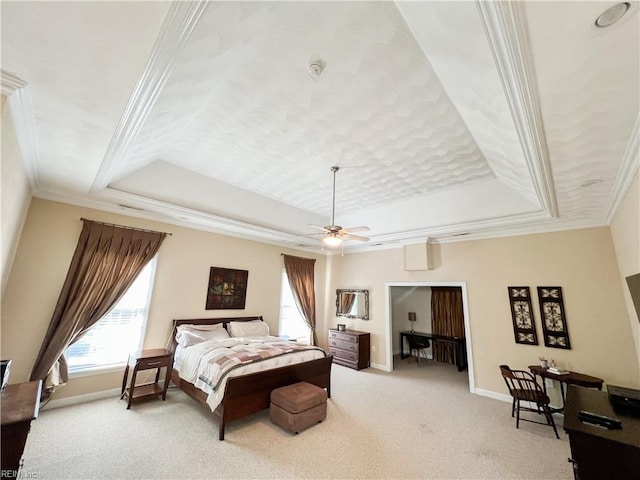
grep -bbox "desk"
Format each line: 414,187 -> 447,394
399,331 -> 467,371
563,386 -> 639,480
529,365 -> 603,413
1,381 -> 42,475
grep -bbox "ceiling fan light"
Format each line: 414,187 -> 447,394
322,234 -> 343,247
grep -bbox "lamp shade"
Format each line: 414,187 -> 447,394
408,312 -> 416,322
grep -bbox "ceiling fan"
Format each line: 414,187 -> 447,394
309,166 -> 370,249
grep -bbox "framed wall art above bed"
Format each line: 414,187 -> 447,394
507,286 -> 538,345
205,267 -> 248,310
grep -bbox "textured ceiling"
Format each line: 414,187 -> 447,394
1,1 -> 638,253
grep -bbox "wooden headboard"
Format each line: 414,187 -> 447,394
170,316 -> 264,353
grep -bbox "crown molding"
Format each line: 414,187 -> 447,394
476,0 -> 558,219
1,70 -> 27,96
91,1 -> 209,192
37,184 -> 606,256
1,70 -> 39,191
605,113 -> 640,223
342,217 -> 607,253
364,209 -> 548,245
36,186 -> 322,250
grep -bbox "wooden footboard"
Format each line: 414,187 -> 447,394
172,355 -> 332,440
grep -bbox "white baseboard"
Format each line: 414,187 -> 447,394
42,387 -> 122,410
370,361 -> 389,371
475,388 -> 563,414
475,388 -> 512,403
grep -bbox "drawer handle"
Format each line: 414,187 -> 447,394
145,361 -> 162,366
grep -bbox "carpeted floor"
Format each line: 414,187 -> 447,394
21,358 -> 573,479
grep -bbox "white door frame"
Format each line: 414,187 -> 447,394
385,281 -> 475,393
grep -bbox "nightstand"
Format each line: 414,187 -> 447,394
121,348 -> 172,409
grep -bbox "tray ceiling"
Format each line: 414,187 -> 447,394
1,1 -> 638,252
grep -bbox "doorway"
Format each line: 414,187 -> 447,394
384,281 -> 475,393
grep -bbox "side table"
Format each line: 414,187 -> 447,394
121,348 -> 172,409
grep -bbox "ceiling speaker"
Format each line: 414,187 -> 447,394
403,240 -> 432,271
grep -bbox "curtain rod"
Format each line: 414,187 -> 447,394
81,218 -> 172,236
281,253 -> 315,260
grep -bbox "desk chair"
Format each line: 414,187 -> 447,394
407,335 -> 430,366
499,365 -> 559,439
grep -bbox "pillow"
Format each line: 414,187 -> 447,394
228,320 -> 270,338
176,323 -> 224,332
176,324 -> 230,347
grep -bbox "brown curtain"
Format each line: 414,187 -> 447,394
339,293 -> 356,314
431,287 -> 464,365
283,254 -> 317,345
30,219 -> 167,396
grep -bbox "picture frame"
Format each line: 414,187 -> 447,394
205,267 -> 249,310
537,286 -> 571,349
337,324 -> 346,332
507,286 -> 538,345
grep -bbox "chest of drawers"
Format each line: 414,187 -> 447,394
328,329 -> 370,370
1,380 -> 42,476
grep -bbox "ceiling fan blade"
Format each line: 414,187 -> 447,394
308,224 -> 329,232
342,232 -> 370,242
343,226 -> 370,233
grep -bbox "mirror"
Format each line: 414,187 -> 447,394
336,289 -> 369,320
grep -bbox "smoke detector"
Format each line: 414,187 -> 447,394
308,60 -> 325,79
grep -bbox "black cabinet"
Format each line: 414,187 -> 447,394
563,385 -> 640,480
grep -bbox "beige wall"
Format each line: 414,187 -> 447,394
328,228 -> 640,396
1,94 -> 32,298
3,197 -> 638,402
1,199 -> 327,399
610,172 -> 640,366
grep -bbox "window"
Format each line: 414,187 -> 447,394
279,270 -> 310,342
65,259 -> 156,373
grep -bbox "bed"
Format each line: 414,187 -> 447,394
169,316 -> 332,440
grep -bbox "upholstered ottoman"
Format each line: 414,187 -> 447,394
270,382 -> 327,434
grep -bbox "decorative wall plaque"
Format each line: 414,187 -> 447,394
205,267 -> 248,310
537,286 -> 571,349
508,286 -> 538,345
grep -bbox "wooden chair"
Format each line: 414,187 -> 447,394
407,335 -> 430,366
499,365 -> 559,439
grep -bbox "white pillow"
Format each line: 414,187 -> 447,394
176,324 -> 229,347
176,323 -> 224,332
228,320 -> 270,338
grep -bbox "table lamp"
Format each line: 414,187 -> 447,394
408,312 -> 416,333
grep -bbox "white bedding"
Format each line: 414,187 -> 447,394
174,336 -> 326,412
